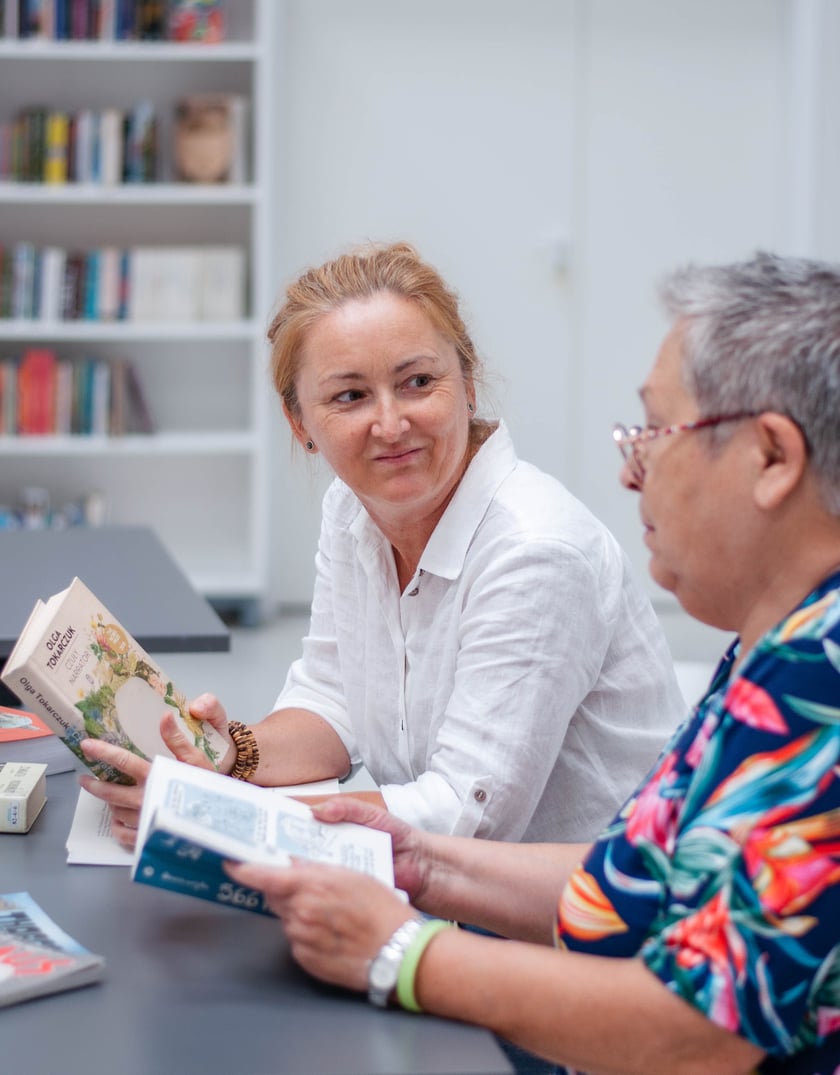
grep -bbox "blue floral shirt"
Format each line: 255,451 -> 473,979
556,571 -> 840,1075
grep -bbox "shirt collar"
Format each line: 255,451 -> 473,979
420,420 -> 516,579
347,421 -> 517,581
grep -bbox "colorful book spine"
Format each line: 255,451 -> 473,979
44,111 -> 70,184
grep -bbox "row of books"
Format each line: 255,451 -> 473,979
0,102 -> 156,185
4,0 -> 225,41
0,242 -> 245,322
0,348 -> 155,435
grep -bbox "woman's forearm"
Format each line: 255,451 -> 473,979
417,835 -> 590,943
417,931 -> 765,1075
249,708 -> 352,786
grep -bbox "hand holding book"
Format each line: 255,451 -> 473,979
0,576 -> 236,847
79,707 -> 225,848
1,577 -> 230,784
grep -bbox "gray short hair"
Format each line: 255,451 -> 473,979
660,251 -> 840,515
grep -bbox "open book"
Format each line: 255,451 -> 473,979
0,892 -> 105,1007
0,577 -> 228,783
132,756 -> 394,916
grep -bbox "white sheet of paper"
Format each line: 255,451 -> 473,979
65,778 -> 343,866
66,787 -> 134,866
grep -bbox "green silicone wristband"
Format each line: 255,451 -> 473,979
395,918 -> 454,1013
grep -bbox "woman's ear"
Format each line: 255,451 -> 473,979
753,412 -> 809,510
282,400 -> 309,449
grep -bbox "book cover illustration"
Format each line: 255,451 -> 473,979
132,756 -> 394,916
0,577 -> 227,784
0,892 -> 105,1007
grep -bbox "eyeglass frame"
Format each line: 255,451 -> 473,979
612,412 -> 760,482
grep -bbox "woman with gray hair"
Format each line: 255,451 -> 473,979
222,252 -> 840,1074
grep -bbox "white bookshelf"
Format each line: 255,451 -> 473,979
0,0 -> 274,619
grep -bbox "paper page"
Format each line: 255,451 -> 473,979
66,788 -> 133,866
65,778 -> 341,866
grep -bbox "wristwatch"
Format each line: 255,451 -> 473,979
367,918 -> 425,1007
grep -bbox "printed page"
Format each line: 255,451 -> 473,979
66,789 -> 133,866
65,778 -> 341,866
136,757 -> 393,886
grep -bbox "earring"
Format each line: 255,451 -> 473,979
305,440 -> 315,451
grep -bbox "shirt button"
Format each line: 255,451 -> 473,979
407,587 -> 419,597
473,789 -> 487,803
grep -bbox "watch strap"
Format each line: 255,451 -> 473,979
367,917 -> 425,1007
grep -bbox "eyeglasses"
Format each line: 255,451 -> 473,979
612,412 -> 759,483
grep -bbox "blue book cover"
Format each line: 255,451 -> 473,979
134,830 -> 274,916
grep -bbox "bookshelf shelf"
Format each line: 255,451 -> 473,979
0,41 -> 261,60
0,431 -> 257,456
0,182 -> 259,206
0,0 -> 273,616
0,320 -> 260,341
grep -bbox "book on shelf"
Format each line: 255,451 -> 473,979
0,358 -> 15,433
17,347 -> 57,434
132,755 -> 395,916
0,704 -> 76,776
128,245 -> 200,321
39,246 -> 67,322
99,107 -> 124,186
0,760 -> 47,832
123,99 -> 157,183
0,892 -> 105,1008
119,356 -> 156,433
44,110 -> 69,184
168,0 -> 225,43
198,245 -> 246,321
0,349 -> 154,436
0,576 -> 228,784
127,244 -> 245,322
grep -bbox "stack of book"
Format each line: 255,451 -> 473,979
0,102 -> 157,185
0,243 -> 245,323
5,1 -> 225,42
0,349 -> 155,435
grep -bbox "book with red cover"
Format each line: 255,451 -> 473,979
0,892 -> 105,1007
0,705 -> 75,775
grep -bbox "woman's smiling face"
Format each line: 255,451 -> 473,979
289,291 -> 476,536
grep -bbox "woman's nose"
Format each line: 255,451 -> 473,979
619,457 -> 642,492
371,397 -> 409,439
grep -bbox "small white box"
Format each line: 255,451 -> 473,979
0,761 -> 47,833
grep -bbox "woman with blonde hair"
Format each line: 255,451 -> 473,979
82,241 -> 682,852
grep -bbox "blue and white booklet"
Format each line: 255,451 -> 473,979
132,756 -> 394,916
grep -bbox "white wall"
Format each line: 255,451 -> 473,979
266,0 -> 836,662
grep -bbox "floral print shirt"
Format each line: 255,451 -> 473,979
556,570 -> 840,1075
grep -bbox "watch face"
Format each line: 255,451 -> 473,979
370,953 -> 398,991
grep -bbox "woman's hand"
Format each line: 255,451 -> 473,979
188,693 -> 237,774
224,859 -> 413,992
78,693 -> 236,848
308,796 -> 432,905
78,735 -> 150,847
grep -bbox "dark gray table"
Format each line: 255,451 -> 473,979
0,772 -> 512,1075
0,525 -> 229,660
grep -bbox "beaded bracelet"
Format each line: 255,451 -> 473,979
395,918 -> 455,1013
227,720 -> 260,781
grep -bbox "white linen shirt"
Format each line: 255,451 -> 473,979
274,422 -> 685,841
